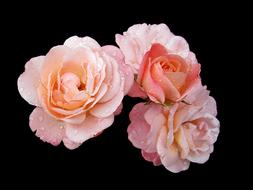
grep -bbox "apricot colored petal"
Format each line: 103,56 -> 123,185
141,59 -> 165,103
144,104 -> 166,152
151,63 -> 180,102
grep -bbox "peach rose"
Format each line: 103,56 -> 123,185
137,43 -> 200,103
127,85 -> 220,172
116,23 -> 200,102
18,36 -> 130,149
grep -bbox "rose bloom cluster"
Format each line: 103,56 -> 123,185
18,24 -> 219,172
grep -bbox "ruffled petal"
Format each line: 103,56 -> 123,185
65,114 -> 114,143
141,150 -> 161,166
29,107 -> 65,146
102,45 -> 134,94
64,36 -> 101,50
18,56 -> 44,106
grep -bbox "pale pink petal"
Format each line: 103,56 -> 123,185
180,64 -> 201,100
204,96 -> 217,116
63,138 -> 81,150
167,103 -> 179,145
187,151 -> 211,164
186,52 -> 198,64
64,36 -> 101,50
128,103 -> 150,149
98,55 -> 121,103
165,36 -> 189,58
174,105 -> 201,130
29,107 -> 65,146
141,150 -> 161,166
114,103 -> 123,116
115,34 -> 142,74
184,84 -> 208,105
129,102 -> 149,123
144,104 -> 166,152
18,56 -> 44,106
157,127 -> 190,173
89,79 -> 124,118
65,114 -> 114,143
174,127 -> 190,159
102,45 -> 134,94
127,81 -> 147,99
62,113 -> 86,125
127,120 -> 150,150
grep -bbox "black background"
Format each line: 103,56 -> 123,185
3,1 -> 235,187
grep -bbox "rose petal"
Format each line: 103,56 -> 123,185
157,127 -> 190,173
98,55 -> 121,103
18,56 -> 44,106
89,78 -> 124,118
102,45 -> 134,94
114,103 -> 123,116
139,52 -> 165,103
29,107 -> 65,146
63,138 -> 81,150
64,36 -> 101,50
128,103 -> 150,149
144,104 -> 166,152
141,150 -> 161,166
165,36 -> 189,58
127,81 -> 147,99
65,114 -> 114,143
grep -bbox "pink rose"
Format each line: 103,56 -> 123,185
116,23 -> 200,103
18,36 -> 129,149
137,43 -> 200,103
127,85 -> 220,172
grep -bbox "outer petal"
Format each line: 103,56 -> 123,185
89,77 -> 124,118
157,127 -> 190,173
65,114 -> 114,143
128,103 -> 150,149
165,36 -> 189,58
102,45 -> 134,94
114,103 -> 123,116
18,56 -> 44,106
127,81 -> 147,99
144,104 -> 166,152
64,36 -> 101,50
29,107 -> 65,146
141,150 -> 161,166
63,138 -> 81,150
140,52 -> 165,103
